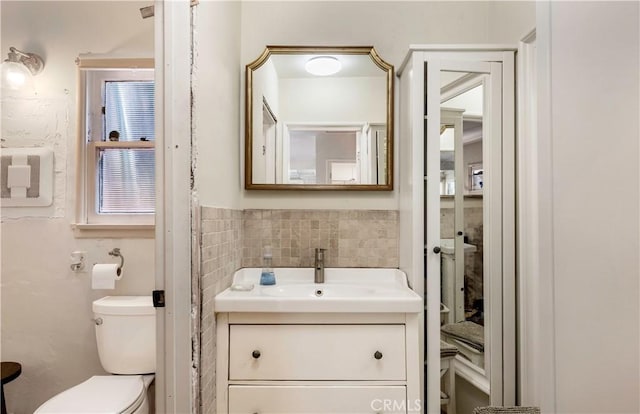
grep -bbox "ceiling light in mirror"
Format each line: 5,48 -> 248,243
305,56 -> 341,76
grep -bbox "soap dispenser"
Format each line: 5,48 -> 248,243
260,246 -> 276,285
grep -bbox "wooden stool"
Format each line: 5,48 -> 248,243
1,362 -> 22,414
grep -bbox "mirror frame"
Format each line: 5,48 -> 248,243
245,46 -> 394,190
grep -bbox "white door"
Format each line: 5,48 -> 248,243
419,53 -> 515,412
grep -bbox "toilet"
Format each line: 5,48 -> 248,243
35,296 -> 156,414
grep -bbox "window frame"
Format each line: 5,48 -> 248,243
74,57 -> 155,238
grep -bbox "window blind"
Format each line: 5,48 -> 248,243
98,148 -> 155,214
104,81 -> 155,141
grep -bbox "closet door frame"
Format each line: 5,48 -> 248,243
398,47 -> 515,414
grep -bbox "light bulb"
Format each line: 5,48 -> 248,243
1,61 -> 34,91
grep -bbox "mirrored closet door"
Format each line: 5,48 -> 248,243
397,48 -> 515,414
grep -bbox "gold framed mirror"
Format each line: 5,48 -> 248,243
245,46 -> 394,190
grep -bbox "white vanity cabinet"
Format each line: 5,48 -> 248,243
216,313 -> 421,414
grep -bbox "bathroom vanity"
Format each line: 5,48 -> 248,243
215,268 -> 422,414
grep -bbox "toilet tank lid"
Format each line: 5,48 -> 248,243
93,296 -> 155,315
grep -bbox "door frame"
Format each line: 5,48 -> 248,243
155,0 -> 193,412
517,24 -> 557,411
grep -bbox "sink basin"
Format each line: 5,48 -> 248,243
214,268 -> 422,313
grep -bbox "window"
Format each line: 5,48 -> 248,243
99,80 -> 155,214
75,58 -> 155,236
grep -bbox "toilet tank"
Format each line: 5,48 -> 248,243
92,296 -> 156,375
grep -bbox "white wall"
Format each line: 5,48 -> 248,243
192,1 -> 242,209
538,2 -> 639,412
280,76 -> 386,123
0,2 -> 154,413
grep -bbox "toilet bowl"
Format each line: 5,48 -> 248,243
34,296 -> 156,413
34,375 -> 154,414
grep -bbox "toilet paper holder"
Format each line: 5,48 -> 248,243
108,248 -> 124,276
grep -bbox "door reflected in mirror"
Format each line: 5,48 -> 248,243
285,124 -> 387,185
245,46 -> 394,190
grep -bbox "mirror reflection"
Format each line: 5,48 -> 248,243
245,46 -> 393,190
439,73 -> 487,379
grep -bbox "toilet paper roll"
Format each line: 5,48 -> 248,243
91,263 -> 122,290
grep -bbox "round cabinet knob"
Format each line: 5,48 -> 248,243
252,350 -> 261,359
374,351 -> 383,360
433,246 -> 441,254
457,231 -> 463,236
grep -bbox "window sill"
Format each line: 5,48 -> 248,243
72,223 -> 155,239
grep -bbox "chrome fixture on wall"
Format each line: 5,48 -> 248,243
70,251 -> 86,272
108,248 -> 125,276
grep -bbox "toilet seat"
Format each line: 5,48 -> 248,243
34,375 -> 146,414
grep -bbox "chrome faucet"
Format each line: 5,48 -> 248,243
314,248 -> 326,283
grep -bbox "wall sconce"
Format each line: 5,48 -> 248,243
1,47 -> 45,91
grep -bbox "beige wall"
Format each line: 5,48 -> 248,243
0,2 -> 155,413
192,1 -> 242,210
487,1 -> 536,43
543,2 -> 639,412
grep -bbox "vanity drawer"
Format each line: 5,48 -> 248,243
228,385 -> 408,414
228,324 -> 406,380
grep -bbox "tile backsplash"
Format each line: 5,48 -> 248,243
242,209 -> 399,268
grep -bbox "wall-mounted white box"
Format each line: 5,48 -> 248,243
1,147 -> 54,207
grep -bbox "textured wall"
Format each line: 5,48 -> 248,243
198,207 -> 243,414
191,1 -> 242,209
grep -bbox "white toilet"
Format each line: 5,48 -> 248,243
35,296 -> 156,414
